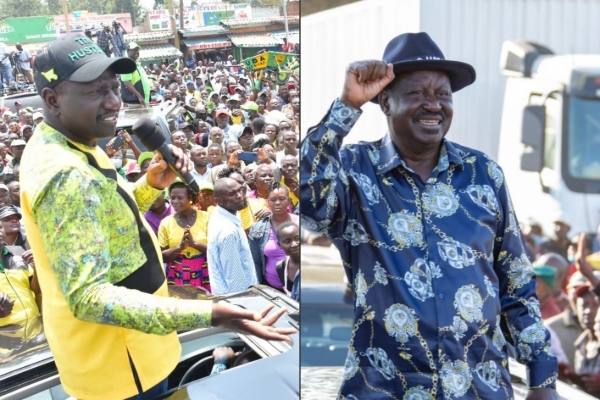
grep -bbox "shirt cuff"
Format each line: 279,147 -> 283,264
210,363 -> 227,375
323,98 -> 362,135
526,359 -> 558,389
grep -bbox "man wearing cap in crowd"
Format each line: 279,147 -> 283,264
301,32 -> 558,399
541,216 -> 572,262
32,112 -> 43,126
6,139 -> 25,174
241,101 -> 263,122
0,204 -> 43,359
227,94 -> 245,126
547,268 -> 600,367
21,125 -> 33,142
238,126 -> 254,152
214,108 -> 242,145
125,161 -> 142,183
185,81 -> 201,103
22,33 -> 294,400
533,264 -> 562,320
121,42 -> 150,108
197,181 -> 216,212
177,122 -> 195,149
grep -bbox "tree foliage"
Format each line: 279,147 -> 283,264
0,0 -> 145,27
0,0 -> 47,21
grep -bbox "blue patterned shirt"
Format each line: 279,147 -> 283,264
300,99 -> 557,399
207,205 -> 258,295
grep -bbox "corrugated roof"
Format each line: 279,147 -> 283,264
138,44 -> 182,60
180,25 -> 230,37
182,37 -> 231,50
268,29 -> 299,44
124,31 -> 174,43
229,33 -> 282,48
220,16 -> 299,28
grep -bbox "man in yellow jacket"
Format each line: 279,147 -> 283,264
22,33 -> 295,400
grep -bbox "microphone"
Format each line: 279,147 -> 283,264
132,117 -> 200,194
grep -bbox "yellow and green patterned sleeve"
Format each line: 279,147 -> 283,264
32,168 -> 211,335
131,173 -> 163,213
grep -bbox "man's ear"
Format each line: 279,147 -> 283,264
379,89 -> 391,117
41,87 -> 61,119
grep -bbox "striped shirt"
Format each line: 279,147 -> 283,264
207,205 -> 257,295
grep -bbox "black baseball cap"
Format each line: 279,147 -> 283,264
33,33 -> 136,93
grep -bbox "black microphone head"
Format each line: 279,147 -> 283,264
132,117 -> 165,151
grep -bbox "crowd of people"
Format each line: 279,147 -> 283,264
0,46 -> 300,362
518,218 -> 600,397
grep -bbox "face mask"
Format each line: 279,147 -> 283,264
532,235 -> 544,246
111,158 -> 122,169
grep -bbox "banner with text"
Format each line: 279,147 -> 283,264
148,3 -> 251,31
53,13 -> 132,36
0,17 -> 57,44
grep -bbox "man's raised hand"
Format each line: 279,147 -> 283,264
340,60 -> 395,110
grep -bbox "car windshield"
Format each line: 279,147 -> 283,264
301,297 -> 353,367
567,96 -> 600,179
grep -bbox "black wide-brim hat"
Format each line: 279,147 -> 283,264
370,32 -> 476,104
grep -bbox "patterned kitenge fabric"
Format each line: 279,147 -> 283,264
300,99 -> 557,400
21,122 -> 212,333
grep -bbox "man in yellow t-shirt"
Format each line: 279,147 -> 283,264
24,34 -> 295,400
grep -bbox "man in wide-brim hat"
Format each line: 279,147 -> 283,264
300,32 -> 558,400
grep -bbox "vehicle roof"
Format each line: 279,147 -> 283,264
533,54 -> 600,86
0,285 -> 298,391
0,92 -> 43,112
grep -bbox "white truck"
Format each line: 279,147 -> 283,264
497,40 -> 600,236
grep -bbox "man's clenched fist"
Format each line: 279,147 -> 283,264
340,60 -> 395,110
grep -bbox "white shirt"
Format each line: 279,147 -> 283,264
18,49 -> 31,70
191,166 -> 211,183
0,43 -> 10,66
207,206 -> 257,295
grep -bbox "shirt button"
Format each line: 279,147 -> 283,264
439,294 -> 444,299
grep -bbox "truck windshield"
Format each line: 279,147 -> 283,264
568,96 -> 600,180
